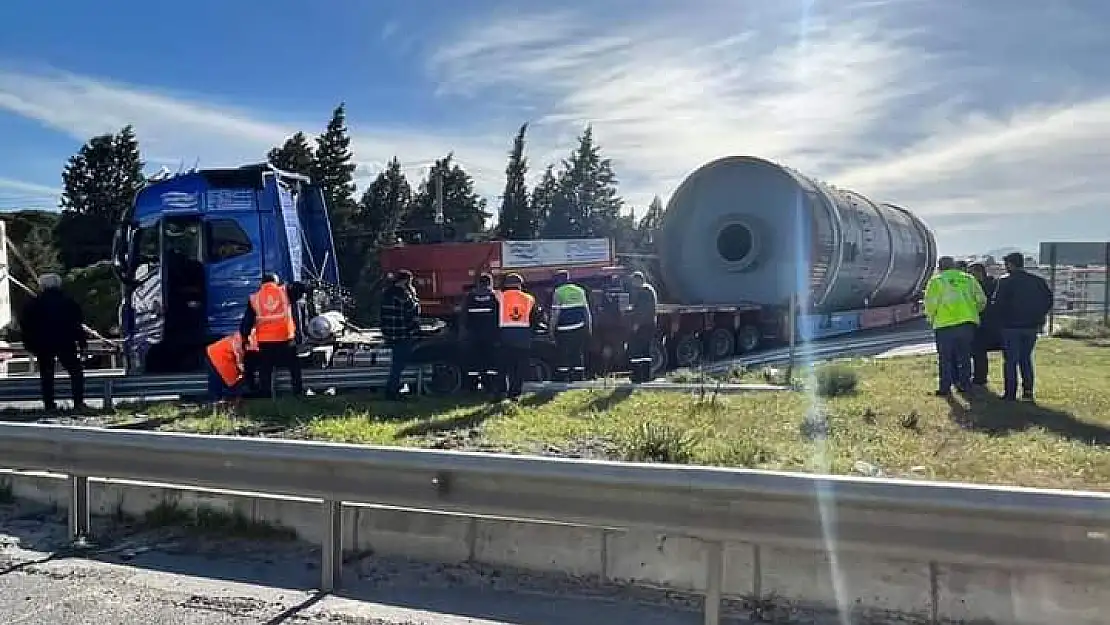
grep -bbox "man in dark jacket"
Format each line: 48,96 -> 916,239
626,272 -> 658,383
459,273 -> 501,393
380,270 -> 421,400
992,253 -> 1053,401
19,273 -> 88,411
967,263 -> 1000,386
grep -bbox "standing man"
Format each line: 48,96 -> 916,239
240,274 -> 304,398
992,252 -> 1053,402
19,273 -> 88,411
596,274 -> 628,375
924,256 -> 986,397
626,271 -> 658,383
497,273 -> 538,401
967,263 -> 1000,386
380,269 -> 421,401
549,270 -> 592,382
460,273 -> 501,393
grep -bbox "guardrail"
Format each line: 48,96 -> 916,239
705,329 -> 935,373
2,422 -> 1108,624
0,367 -> 427,405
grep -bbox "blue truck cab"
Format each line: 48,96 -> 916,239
112,164 -> 342,374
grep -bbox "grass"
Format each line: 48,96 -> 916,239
143,501 -> 295,541
4,338 -> 1110,491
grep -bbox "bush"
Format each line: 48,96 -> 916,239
1053,318 -> 1110,341
618,420 -> 698,464
63,261 -> 121,337
813,365 -> 859,397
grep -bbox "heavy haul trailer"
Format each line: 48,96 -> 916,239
379,156 -> 936,386
379,238 -> 925,388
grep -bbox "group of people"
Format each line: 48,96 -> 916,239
924,252 -> 1053,401
19,263 -> 664,411
376,267 -> 660,402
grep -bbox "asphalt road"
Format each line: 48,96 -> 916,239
1,501 -> 760,625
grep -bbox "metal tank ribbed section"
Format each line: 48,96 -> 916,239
657,156 -> 937,312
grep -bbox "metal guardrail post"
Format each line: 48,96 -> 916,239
416,366 -> 425,395
703,541 -> 724,625
321,500 -> 343,592
68,475 -> 90,544
102,379 -> 114,410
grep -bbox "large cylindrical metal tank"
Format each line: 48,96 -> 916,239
658,156 -> 937,312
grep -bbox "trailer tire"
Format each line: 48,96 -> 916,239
706,328 -> 736,360
672,332 -> 703,369
649,337 -> 668,379
422,360 -> 463,396
736,325 -> 762,353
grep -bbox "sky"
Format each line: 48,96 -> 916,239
0,0 -> 1108,257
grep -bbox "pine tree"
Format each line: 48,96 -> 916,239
56,125 -> 146,269
352,157 -> 413,322
558,125 -> 623,239
532,165 -> 560,238
405,153 -> 489,240
635,195 -> 665,252
357,157 -> 413,248
312,104 -> 359,280
495,123 -> 534,240
267,132 -> 316,176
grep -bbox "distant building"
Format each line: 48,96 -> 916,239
1026,264 -> 1108,316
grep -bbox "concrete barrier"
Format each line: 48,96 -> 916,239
2,469 -> 1106,624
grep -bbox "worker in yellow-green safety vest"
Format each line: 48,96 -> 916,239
924,256 -> 986,397
550,270 -> 593,382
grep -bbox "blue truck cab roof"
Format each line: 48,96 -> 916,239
127,163 -> 340,286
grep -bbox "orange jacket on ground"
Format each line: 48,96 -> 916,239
206,334 -> 246,387
249,283 -> 296,343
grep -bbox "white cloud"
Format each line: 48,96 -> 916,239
834,98 -> 1110,222
0,67 -> 514,200
0,177 -> 59,199
425,5 -> 1110,251
426,8 -> 930,208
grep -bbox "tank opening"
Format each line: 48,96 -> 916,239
717,223 -> 754,263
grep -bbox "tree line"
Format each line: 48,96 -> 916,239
2,103 -> 666,334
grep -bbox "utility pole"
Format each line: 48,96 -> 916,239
433,168 -> 445,242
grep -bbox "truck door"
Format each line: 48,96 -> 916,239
203,214 -> 264,339
125,220 -> 166,369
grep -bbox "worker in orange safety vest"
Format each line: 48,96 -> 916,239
205,333 -> 246,409
497,273 -> 539,401
240,274 -> 304,397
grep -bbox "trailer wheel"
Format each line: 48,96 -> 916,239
528,357 -> 553,383
649,337 -> 668,379
706,328 -> 736,360
422,360 -> 463,396
736,325 -> 762,353
673,332 -> 703,369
